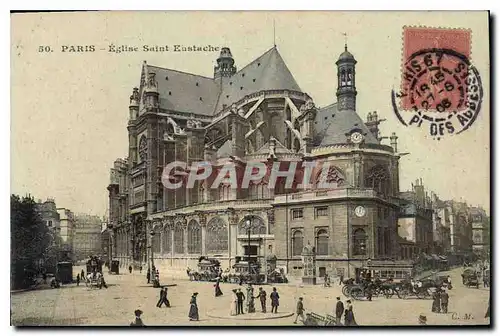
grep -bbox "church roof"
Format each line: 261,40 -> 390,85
214,47 -> 302,113
313,103 -> 379,146
146,47 -> 301,116
147,66 -> 221,116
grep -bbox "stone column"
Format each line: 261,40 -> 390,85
199,213 -> 207,255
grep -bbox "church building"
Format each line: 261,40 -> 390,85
108,42 -> 407,279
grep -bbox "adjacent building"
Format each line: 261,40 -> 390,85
73,214 -> 103,260
469,206 -> 489,256
108,43 -> 409,279
57,208 -> 75,258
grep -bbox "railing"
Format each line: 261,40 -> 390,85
273,188 -> 378,204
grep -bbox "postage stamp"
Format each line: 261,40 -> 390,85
392,27 -> 483,140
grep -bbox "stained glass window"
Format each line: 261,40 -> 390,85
163,226 -> 172,255
316,229 -> 329,255
187,220 -> 202,254
206,217 -> 228,253
174,224 -> 185,254
353,228 -> 367,255
316,166 -> 345,189
152,226 -> 161,253
292,230 -> 304,256
238,215 -> 266,235
365,166 -> 390,197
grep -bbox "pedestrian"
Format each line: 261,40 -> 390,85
344,301 -> 356,326
81,269 -> 85,280
246,284 -> 255,313
214,278 -> 223,297
324,273 -> 331,287
440,290 -> 449,314
140,266 -> 143,274
335,297 -> 344,325
294,297 -> 305,324
339,274 -> 344,286
130,309 -> 145,326
366,282 -> 373,301
236,288 -> 245,315
129,265 -> 133,274
188,292 -> 199,321
270,287 -> 280,313
230,289 -> 238,316
255,287 -> 267,313
431,289 -> 441,313
157,287 -> 165,307
76,274 -> 80,286
146,269 -> 151,284
418,314 -> 427,325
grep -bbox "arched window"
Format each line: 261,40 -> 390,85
152,226 -> 161,253
163,226 -> 172,255
174,224 -> 184,254
238,216 -> 266,235
206,217 -> 228,253
341,69 -> 346,86
316,165 -> 345,189
292,230 -> 304,256
187,220 -> 202,254
353,228 -> 367,255
316,229 -> 329,255
347,70 -> 353,86
365,166 -> 390,197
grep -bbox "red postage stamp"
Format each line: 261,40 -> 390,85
393,26 -> 483,139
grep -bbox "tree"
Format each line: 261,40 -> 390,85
11,194 -> 53,289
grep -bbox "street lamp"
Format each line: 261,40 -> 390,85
149,228 -> 155,282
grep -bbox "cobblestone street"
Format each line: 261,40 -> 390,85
11,267 -> 490,326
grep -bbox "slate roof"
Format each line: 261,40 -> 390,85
146,66 -> 220,116
146,47 -> 301,117
214,47 -> 302,112
313,103 -> 379,146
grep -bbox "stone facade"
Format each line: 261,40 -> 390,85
73,213 -> 103,260
108,44 -> 405,278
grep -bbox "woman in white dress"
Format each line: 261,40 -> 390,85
230,289 -> 238,316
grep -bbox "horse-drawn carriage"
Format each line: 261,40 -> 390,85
462,268 -> 479,288
188,257 -> 221,282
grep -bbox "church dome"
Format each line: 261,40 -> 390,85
337,45 -> 355,62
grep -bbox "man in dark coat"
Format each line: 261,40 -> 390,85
270,287 -> 280,313
129,265 -> 133,274
431,289 -> 441,313
255,287 -> 267,313
335,297 -> 344,325
157,287 -> 165,307
80,269 -> 85,280
76,274 -> 80,286
440,290 -> 449,314
146,269 -> 151,284
236,289 -> 246,315
293,297 -> 305,324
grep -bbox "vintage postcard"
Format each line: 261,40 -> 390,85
10,11 -> 490,327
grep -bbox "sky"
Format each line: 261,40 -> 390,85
10,11 -> 490,216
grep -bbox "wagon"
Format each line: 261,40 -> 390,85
461,268 -> 479,288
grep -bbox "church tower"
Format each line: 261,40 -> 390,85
336,44 -> 357,112
214,47 -> 237,79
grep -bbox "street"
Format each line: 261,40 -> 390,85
11,267 -> 490,326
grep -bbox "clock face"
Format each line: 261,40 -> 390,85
138,136 -> 147,161
351,132 -> 364,144
355,205 -> 366,217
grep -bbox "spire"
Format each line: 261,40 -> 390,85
336,42 -> 357,112
214,47 -> 237,79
